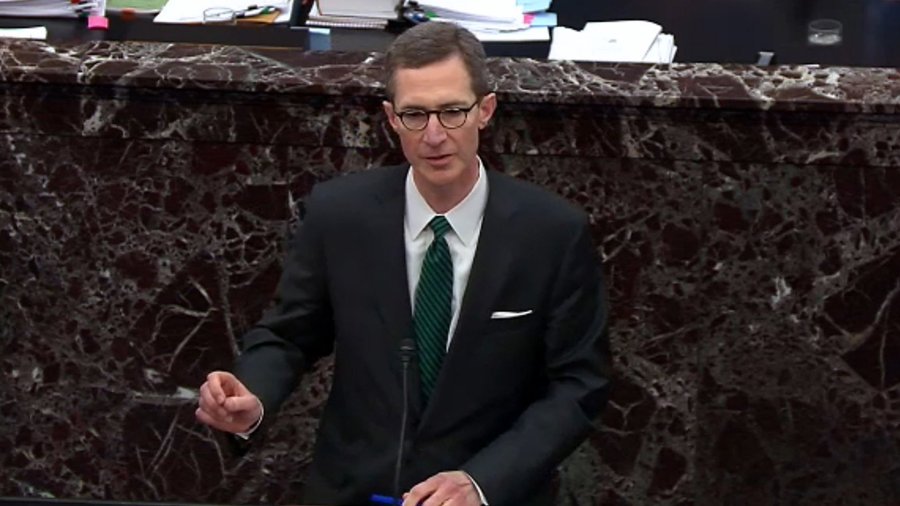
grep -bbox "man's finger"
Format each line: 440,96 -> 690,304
409,472 -> 477,506
198,393 -> 218,416
198,383 -> 212,407
420,488 -> 452,506
419,489 -> 447,506
206,372 -> 228,404
223,395 -> 258,413
198,394 -> 232,421
228,377 -> 251,397
196,407 -> 230,432
404,477 -> 439,506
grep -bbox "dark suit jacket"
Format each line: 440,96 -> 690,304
234,165 -> 610,506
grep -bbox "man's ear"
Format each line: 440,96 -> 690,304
383,100 -> 400,132
477,92 -> 497,129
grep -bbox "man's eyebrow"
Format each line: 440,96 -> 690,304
397,100 -> 472,110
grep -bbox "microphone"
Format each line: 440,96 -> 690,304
393,338 -> 417,502
371,339 -> 416,505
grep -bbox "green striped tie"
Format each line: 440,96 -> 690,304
413,215 -> 453,403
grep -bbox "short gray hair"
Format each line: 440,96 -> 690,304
383,22 -> 491,101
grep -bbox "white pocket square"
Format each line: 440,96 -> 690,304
490,310 -> 533,319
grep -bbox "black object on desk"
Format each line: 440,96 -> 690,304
325,27 -> 551,58
288,0 -> 314,28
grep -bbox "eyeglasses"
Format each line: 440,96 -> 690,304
393,100 -> 481,131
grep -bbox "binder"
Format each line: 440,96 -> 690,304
304,0 -> 391,29
305,14 -> 388,29
315,0 -> 398,19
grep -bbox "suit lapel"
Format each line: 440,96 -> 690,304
418,171 -> 519,428
369,166 -> 424,419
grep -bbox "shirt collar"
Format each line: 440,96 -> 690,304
405,158 -> 488,246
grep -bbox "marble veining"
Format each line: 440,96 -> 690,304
0,40 -> 898,111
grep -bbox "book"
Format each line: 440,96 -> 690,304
316,0 -> 398,19
0,0 -> 92,18
305,1 -> 388,29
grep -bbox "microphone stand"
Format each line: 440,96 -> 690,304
393,338 -> 417,502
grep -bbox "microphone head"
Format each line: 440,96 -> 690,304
399,338 -> 417,354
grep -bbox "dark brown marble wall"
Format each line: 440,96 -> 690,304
1,40 -> 899,506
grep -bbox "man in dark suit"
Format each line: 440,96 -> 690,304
196,22 -> 610,506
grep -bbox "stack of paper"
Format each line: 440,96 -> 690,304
549,20 -> 677,64
306,0 -> 395,29
0,0 -> 82,18
317,0 -> 397,19
418,0 -> 522,24
414,0 -> 556,42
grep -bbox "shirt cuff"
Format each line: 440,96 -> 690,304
462,470 -> 489,505
234,399 -> 264,440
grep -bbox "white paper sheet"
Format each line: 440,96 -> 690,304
549,20 -> 676,63
0,26 -> 48,39
154,0 -> 292,23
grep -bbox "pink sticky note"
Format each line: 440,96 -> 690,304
87,16 -> 109,30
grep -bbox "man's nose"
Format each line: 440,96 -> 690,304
421,114 -> 448,144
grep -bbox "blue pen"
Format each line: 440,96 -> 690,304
370,494 -> 402,505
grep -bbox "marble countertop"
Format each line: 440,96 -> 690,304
1,39 -> 898,114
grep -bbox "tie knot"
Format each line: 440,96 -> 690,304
429,215 -> 451,239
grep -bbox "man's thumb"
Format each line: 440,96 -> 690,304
223,395 -> 257,413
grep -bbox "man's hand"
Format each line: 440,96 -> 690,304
195,371 -> 262,434
403,471 -> 481,506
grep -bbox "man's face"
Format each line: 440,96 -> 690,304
383,54 -> 496,198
